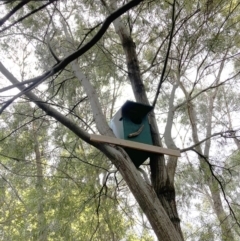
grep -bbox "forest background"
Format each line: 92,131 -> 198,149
0,0 -> 240,240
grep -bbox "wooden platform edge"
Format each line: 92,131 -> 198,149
90,134 -> 181,157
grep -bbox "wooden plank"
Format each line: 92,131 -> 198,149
90,134 -> 181,157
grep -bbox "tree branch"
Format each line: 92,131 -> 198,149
0,61 -> 91,144
0,0 -> 31,27
0,0 -> 59,33
180,129 -> 240,153
152,0 -> 177,108
0,78 -> 36,93
0,0 -> 145,114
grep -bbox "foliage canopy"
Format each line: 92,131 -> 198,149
0,0 -> 240,240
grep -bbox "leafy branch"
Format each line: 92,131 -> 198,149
0,0 -> 145,114
192,149 -> 240,228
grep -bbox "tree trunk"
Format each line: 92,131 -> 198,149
100,1 -> 183,239
32,123 -> 48,241
209,177 -> 234,241
202,57 -> 235,241
67,31 -> 183,239
186,93 -> 234,241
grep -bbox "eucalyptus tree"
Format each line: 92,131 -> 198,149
0,103 -> 50,240
0,0 -> 240,240
0,103 -> 145,240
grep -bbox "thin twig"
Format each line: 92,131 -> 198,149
0,0 -> 59,33
152,0 -> 176,108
